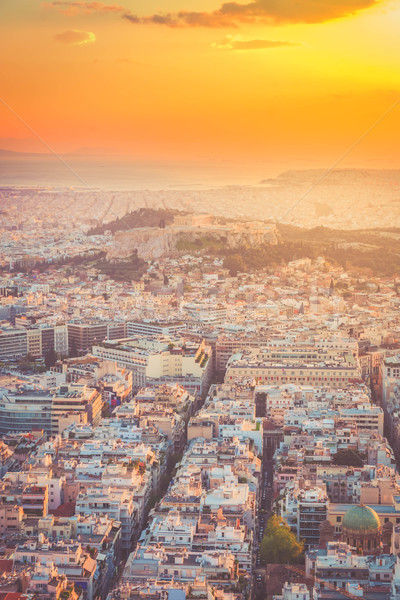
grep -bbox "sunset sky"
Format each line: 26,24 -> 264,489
1,0 -> 399,178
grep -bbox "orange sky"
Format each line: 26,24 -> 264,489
0,0 -> 399,176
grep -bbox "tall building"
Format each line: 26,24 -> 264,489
93,339 -> 213,396
68,321 -> 126,354
297,487 -> 329,549
41,326 -> 55,357
0,326 -> 28,361
27,328 -> 42,358
0,384 -> 102,435
0,324 -> 68,362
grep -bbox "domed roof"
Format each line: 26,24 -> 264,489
342,504 -> 380,531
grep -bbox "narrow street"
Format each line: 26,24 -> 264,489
252,459 -> 274,599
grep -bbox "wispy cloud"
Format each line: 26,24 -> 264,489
43,1 -> 124,16
122,0 -> 379,28
212,35 -> 300,50
123,11 -> 234,27
54,29 -> 96,45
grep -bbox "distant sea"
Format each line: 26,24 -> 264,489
0,153 -> 273,190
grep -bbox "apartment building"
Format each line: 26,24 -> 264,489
226,346 -> 361,388
93,339 -> 213,396
0,500 -> 23,536
68,321 -> 126,354
76,486 -> 137,555
27,328 -> 42,358
0,384 -> 102,435
184,302 -> 227,324
215,334 -> 260,374
126,320 -> 185,337
0,326 -> 28,361
0,324 -> 68,362
14,538 -> 98,600
297,487 -> 329,549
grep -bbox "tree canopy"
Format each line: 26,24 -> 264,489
260,515 -> 304,565
87,208 -> 178,236
44,348 -> 58,369
223,254 -> 246,276
332,449 -> 365,467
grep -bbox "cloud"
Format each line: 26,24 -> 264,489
212,35 -> 300,49
43,1 -> 124,15
122,0 -> 380,28
122,13 -> 140,24
54,29 -> 96,45
122,10 -> 236,28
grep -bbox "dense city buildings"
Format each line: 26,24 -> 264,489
2,203 -> 400,600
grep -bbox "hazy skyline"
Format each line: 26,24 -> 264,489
1,0 -> 399,179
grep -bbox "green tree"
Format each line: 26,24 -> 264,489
223,254 -> 246,277
332,449 -> 365,467
44,348 -> 58,369
260,515 -> 303,565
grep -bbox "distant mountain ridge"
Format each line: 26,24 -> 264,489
260,168 -> 400,186
0,148 -> 49,158
0,147 -> 115,158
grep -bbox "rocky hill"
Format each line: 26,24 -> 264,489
107,224 -> 279,261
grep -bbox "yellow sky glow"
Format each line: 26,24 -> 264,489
0,0 -> 399,175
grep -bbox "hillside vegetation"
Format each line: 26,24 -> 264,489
87,209 -> 400,278
88,208 -> 180,235
185,224 -> 400,277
